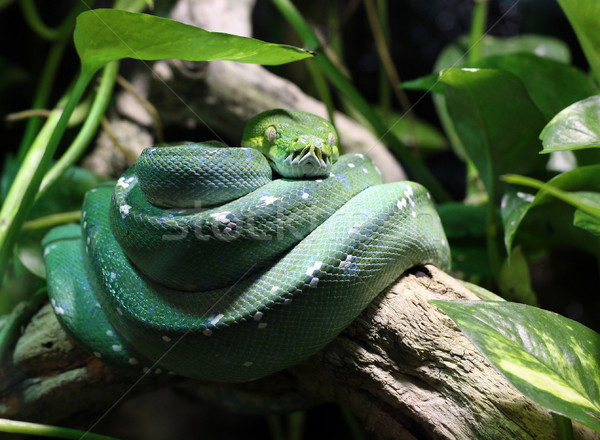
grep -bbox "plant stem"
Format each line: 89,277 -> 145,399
0,69 -> 95,282
270,0 -> 451,202
306,59 -> 336,129
0,418 -> 119,440
20,0 -> 86,41
37,62 -> 119,200
21,210 -> 81,232
376,0 -> 391,117
17,43 -> 66,162
468,0 -> 489,64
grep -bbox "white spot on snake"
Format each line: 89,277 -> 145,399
54,306 -> 65,315
210,211 -> 231,223
116,307 -> 123,316
119,204 -> 131,218
93,352 -> 102,358
270,286 -> 279,293
301,192 -> 310,200
258,195 -> 281,206
203,329 -> 212,336
254,311 -> 264,321
356,153 -> 365,159
128,357 -> 139,365
339,254 -> 353,269
427,192 -> 431,200
329,173 -> 335,177
258,323 -> 268,329
112,344 -> 122,352
106,330 -> 114,337
347,163 -> 355,168
284,298 -> 292,306
397,199 -> 407,210
411,211 -> 417,218
162,335 -> 171,343
210,314 -> 224,325
110,272 -> 116,280
362,167 -> 368,173
306,261 -> 323,276
309,277 -> 319,288
406,186 -> 414,196
95,303 -> 101,308
243,361 -> 253,367
83,221 -> 87,229
441,238 -> 446,246
223,227 -> 232,233
374,165 -> 382,176
86,236 -> 91,245
117,176 -> 134,189
316,179 -> 323,183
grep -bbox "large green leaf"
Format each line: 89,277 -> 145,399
427,34 -> 571,159
472,53 -> 596,121
541,96 -> 600,153
557,0 -> 600,84
431,300 -> 600,433
440,68 -> 546,201
75,9 -> 312,73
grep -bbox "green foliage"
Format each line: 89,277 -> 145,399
541,96 -> 600,152
440,68 -> 546,201
407,0 -> 600,432
75,9 -> 312,75
431,300 -> 600,433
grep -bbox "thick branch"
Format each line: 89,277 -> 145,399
1,266 -> 597,440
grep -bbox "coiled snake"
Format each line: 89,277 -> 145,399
43,109 -> 450,382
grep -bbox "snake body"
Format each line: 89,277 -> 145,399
43,109 -> 450,382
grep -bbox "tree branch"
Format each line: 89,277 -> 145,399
1,266 -> 597,439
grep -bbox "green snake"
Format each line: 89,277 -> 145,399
43,109 -> 450,382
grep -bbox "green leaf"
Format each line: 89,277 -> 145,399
557,0 -> 600,85
428,34 -> 571,159
504,174 -> 600,219
472,53 -> 596,121
431,300 -> 600,433
541,96 -> 600,153
498,247 -> 538,305
74,9 -> 312,73
574,209 -> 600,236
501,186 -> 535,252
501,165 -> 600,252
440,68 -> 546,201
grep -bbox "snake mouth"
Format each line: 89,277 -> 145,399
281,145 -> 331,173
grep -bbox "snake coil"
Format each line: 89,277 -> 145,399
43,110 -> 450,382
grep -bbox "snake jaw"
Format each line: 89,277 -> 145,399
273,135 -> 334,178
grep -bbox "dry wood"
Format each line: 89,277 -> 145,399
1,266 -> 597,440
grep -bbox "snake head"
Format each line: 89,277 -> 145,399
241,109 -> 340,178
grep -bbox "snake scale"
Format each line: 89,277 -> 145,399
43,109 -> 450,382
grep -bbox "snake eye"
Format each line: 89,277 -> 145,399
327,131 -> 336,147
265,125 -> 277,142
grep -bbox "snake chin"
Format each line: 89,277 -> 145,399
274,145 -> 332,178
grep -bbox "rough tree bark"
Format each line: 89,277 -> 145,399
1,1 -> 597,439
1,267 -> 597,439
